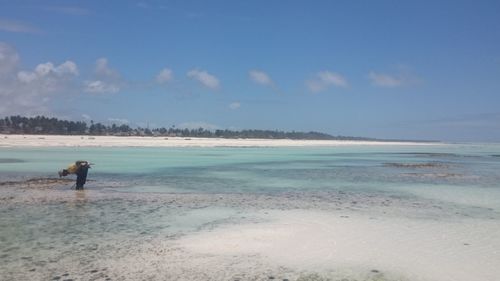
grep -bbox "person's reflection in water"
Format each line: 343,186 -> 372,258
74,187 -> 88,211
75,188 -> 87,201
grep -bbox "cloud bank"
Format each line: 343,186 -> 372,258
0,42 -> 79,115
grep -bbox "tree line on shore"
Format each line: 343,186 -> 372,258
0,115 -> 378,140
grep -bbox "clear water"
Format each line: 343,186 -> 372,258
2,144 -> 500,203
1,143 -> 500,280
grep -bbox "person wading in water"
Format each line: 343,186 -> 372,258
58,161 -> 91,190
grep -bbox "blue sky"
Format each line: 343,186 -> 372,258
1,0 -> 500,141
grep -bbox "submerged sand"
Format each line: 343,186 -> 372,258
1,179 -> 499,281
182,210 -> 500,281
0,134 -> 436,148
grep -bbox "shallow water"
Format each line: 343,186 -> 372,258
2,144 -> 500,204
1,143 -> 500,280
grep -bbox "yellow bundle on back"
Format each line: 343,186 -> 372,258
66,163 -> 79,174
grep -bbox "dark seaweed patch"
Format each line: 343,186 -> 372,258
398,152 -> 457,157
401,173 -> 465,179
384,162 -> 449,168
310,152 -> 462,158
0,177 -> 74,187
0,158 -> 26,163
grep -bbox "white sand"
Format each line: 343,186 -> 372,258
180,209 -> 500,281
0,134 -> 437,147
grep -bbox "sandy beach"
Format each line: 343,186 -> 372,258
0,134 -> 436,148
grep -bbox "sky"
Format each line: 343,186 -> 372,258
1,0 -> 500,142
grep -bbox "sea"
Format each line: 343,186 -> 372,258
1,143 -> 500,280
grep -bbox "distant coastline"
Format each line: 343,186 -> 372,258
0,134 -> 440,148
0,115 -> 437,143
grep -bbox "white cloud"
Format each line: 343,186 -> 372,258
17,60 -> 79,81
82,114 -> 91,121
17,71 -> 38,83
229,102 -> 241,110
187,69 -> 219,89
84,80 -> 120,94
0,19 -> 39,33
56,61 -> 79,75
368,72 -> 403,87
17,60 -> 79,90
84,58 -> 122,94
318,71 -> 348,87
178,121 -> 219,130
249,70 -> 273,86
249,69 -> 283,94
368,67 -> 420,88
306,71 -> 348,93
95,58 -> 119,78
156,68 -> 173,84
0,42 -> 79,115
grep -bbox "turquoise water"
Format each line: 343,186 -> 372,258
1,144 -> 500,205
1,143 -> 500,280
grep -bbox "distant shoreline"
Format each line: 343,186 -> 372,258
0,134 -> 440,148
